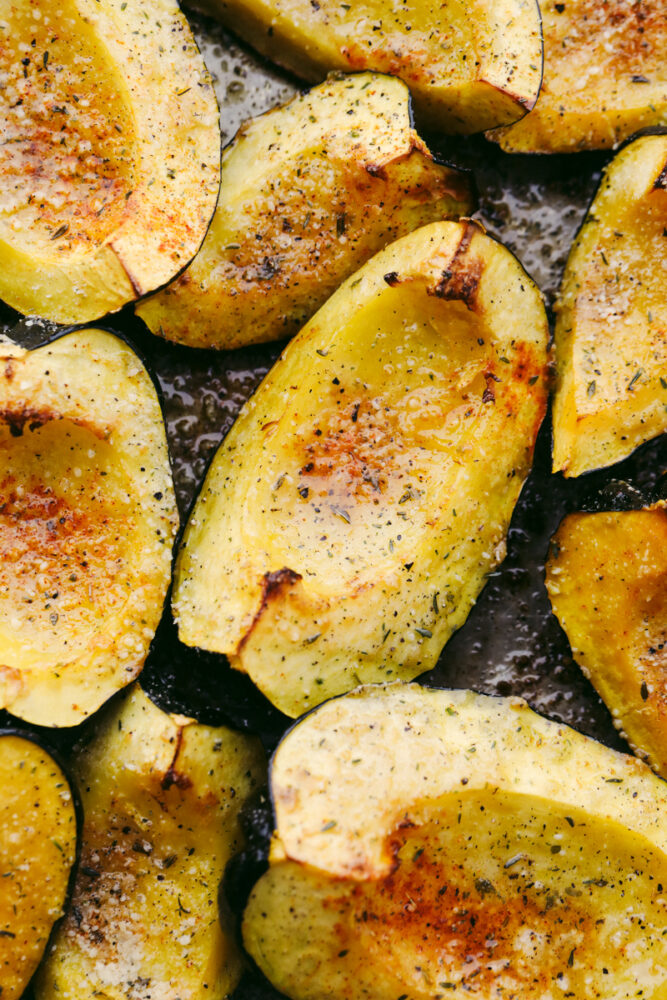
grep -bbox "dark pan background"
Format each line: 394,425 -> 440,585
5,10 -> 666,999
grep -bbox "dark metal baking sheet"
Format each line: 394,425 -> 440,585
5,10 -> 666,999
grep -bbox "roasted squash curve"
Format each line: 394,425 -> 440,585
173,221 -> 549,717
0,328 -> 177,727
552,132 -> 667,476
0,0 -> 220,324
244,684 -> 667,1000
137,72 -> 474,351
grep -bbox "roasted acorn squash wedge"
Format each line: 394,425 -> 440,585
244,684 -> 667,1000
136,73 -> 474,350
0,730 -> 78,1000
489,0 -> 667,152
0,329 -> 177,727
36,684 -> 266,1000
546,503 -> 667,778
552,133 -> 667,476
192,0 -> 542,133
0,0 -> 220,324
173,221 -> 549,717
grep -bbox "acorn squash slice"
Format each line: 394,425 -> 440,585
36,684 -> 266,1000
136,72 -> 474,350
0,731 -> 77,1000
0,329 -> 177,727
191,0 -> 542,134
243,684 -> 667,1000
173,221 -> 549,718
488,0 -> 667,152
546,503 -> 667,778
551,134 -> 667,476
0,0 -> 220,324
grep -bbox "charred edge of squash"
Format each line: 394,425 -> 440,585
380,222 -> 482,307
365,162 -> 388,181
428,222 -> 481,309
0,405 -> 65,438
0,405 -> 110,442
235,568 -> 304,656
652,159 -> 667,190
161,725 -> 193,792
480,79 -> 537,115
111,245 -> 144,298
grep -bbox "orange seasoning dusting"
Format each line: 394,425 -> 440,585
0,0 -> 135,252
0,478 -> 130,637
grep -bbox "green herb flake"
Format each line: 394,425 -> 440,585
627,369 -> 643,391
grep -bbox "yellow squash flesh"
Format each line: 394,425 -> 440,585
173,222 -> 549,717
489,0 -> 667,152
35,684 -> 266,1000
244,684 -> 667,1000
0,0 -> 220,324
137,73 -> 474,350
191,0 -> 542,134
0,330 -> 177,727
552,133 -> 667,476
546,504 -> 667,778
0,734 -> 77,1000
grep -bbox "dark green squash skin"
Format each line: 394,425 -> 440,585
0,728 -> 81,1000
